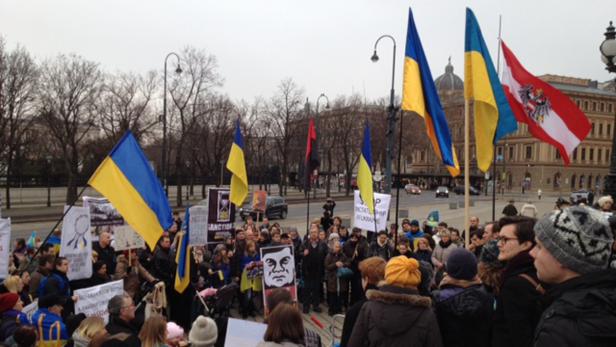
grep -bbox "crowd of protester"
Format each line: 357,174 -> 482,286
0,196 -> 614,347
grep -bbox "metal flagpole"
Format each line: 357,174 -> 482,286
464,99 -> 471,249
492,14 -> 503,221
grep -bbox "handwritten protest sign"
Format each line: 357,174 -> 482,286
113,225 -> 145,251
224,318 -> 266,347
353,190 -> 391,232
75,280 -> 124,323
60,206 -> 92,281
189,205 -> 208,246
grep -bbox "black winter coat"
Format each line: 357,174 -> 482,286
152,247 -> 174,287
492,251 -> 543,347
301,240 -> 328,281
534,269 -> 616,347
348,285 -> 442,347
342,237 -> 369,271
368,241 -> 393,261
92,242 -> 117,274
432,278 -> 494,347
340,284 -> 377,347
105,317 -> 141,347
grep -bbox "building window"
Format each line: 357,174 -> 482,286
592,123 -> 595,136
508,146 -> 514,161
600,123 -> 604,136
609,124 -> 612,137
590,148 -> 594,161
610,103 -> 614,113
599,149 -> 603,163
525,145 -> 533,160
607,149 -> 611,162
555,150 -> 561,160
573,148 -> 578,161
600,102 -> 605,112
420,150 -> 425,162
581,148 -> 586,161
576,100 -> 581,108
592,102 -> 597,112
584,101 -> 589,110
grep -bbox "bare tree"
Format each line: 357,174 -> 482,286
264,78 -> 305,196
39,54 -> 102,203
0,45 -> 39,208
240,98 -> 272,191
168,46 -> 222,206
97,70 -> 158,145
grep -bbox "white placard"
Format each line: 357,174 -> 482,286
353,190 -> 391,232
74,280 -> 124,323
224,318 -> 266,347
22,300 -> 37,321
60,206 -> 92,281
0,218 -> 11,279
189,205 -> 208,246
113,225 -> 145,251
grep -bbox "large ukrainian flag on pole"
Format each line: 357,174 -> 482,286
401,7 -> 460,177
226,119 -> 248,207
357,124 -> 375,215
464,8 -> 517,172
175,206 -> 191,293
88,131 -> 173,251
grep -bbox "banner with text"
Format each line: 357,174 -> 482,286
206,187 -> 235,243
0,218 -> 10,279
189,205 -> 208,246
353,190 -> 391,232
75,280 -> 124,323
113,225 -> 145,251
60,206 -> 93,281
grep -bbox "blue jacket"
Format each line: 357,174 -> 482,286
32,308 -> 68,346
0,309 -> 30,341
38,271 -> 71,299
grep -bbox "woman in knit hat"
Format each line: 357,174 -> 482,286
432,248 -> 493,347
0,292 -> 29,341
165,322 -> 186,347
347,256 -> 442,347
188,316 -> 217,347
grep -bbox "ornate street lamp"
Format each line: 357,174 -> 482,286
600,21 -> 616,198
162,52 -> 182,195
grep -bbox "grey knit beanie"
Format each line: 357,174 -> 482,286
534,205 -> 616,275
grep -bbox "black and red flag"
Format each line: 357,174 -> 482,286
304,118 -> 319,189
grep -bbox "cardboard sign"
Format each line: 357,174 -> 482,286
260,244 -> 297,316
353,190 -> 391,232
74,280 -> 124,323
206,187 -> 235,243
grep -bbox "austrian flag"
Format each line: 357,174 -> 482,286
500,40 -> 591,165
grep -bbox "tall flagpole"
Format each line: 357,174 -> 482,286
492,14 -> 503,221
464,99 -> 470,249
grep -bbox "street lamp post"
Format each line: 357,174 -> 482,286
600,21 -> 616,199
371,35 -> 398,195
315,93 -> 330,199
162,52 -> 183,196
46,155 -> 52,207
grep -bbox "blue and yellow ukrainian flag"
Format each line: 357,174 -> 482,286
88,131 -> 172,251
226,119 -> 248,207
175,206 -> 191,293
357,124 -> 375,215
402,8 -> 460,177
464,8 -> 517,172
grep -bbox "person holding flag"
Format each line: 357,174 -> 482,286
500,40 -> 591,164
357,123 -> 376,238
401,7 -> 460,177
226,119 -> 248,208
173,206 -> 194,331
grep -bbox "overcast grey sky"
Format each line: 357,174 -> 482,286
1,0 -> 614,104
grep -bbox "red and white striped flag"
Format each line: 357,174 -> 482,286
500,40 -> 591,165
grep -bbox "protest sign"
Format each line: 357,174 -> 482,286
113,225 -> 145,251
353,190 -> 391,232
0,218 -> 10,279
252,190 -> 267,213
206,187 -> 235,243
224,318 -> 266,347
75,280 -> 124,323
260,244 -> 297,316
82,196 -> 124,227
22,300 -> 37,321
60,206 -> 92,281
188,205 -> 208,246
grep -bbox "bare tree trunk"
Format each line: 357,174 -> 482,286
175,152 -> 183,207
4,154 -> 11,209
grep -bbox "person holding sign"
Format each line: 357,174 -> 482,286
37,257 -> 77,318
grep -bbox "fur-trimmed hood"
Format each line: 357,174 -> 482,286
366,285 -> 432,308
362,285 -> 434,336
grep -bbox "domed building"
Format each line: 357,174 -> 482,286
434,57 -> 464,93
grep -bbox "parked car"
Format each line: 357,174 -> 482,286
239,196 -> 288,221
570,189 -> 590,204
453,185 -> 481,195
404,184 -> 422,195
435,186 -> 449,198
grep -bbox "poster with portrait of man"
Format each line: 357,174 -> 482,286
260,244 -> 297,316
252,190 -> 267,213
206,187 -> 235,243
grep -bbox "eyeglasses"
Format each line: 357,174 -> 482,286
496,236 -> 518,244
